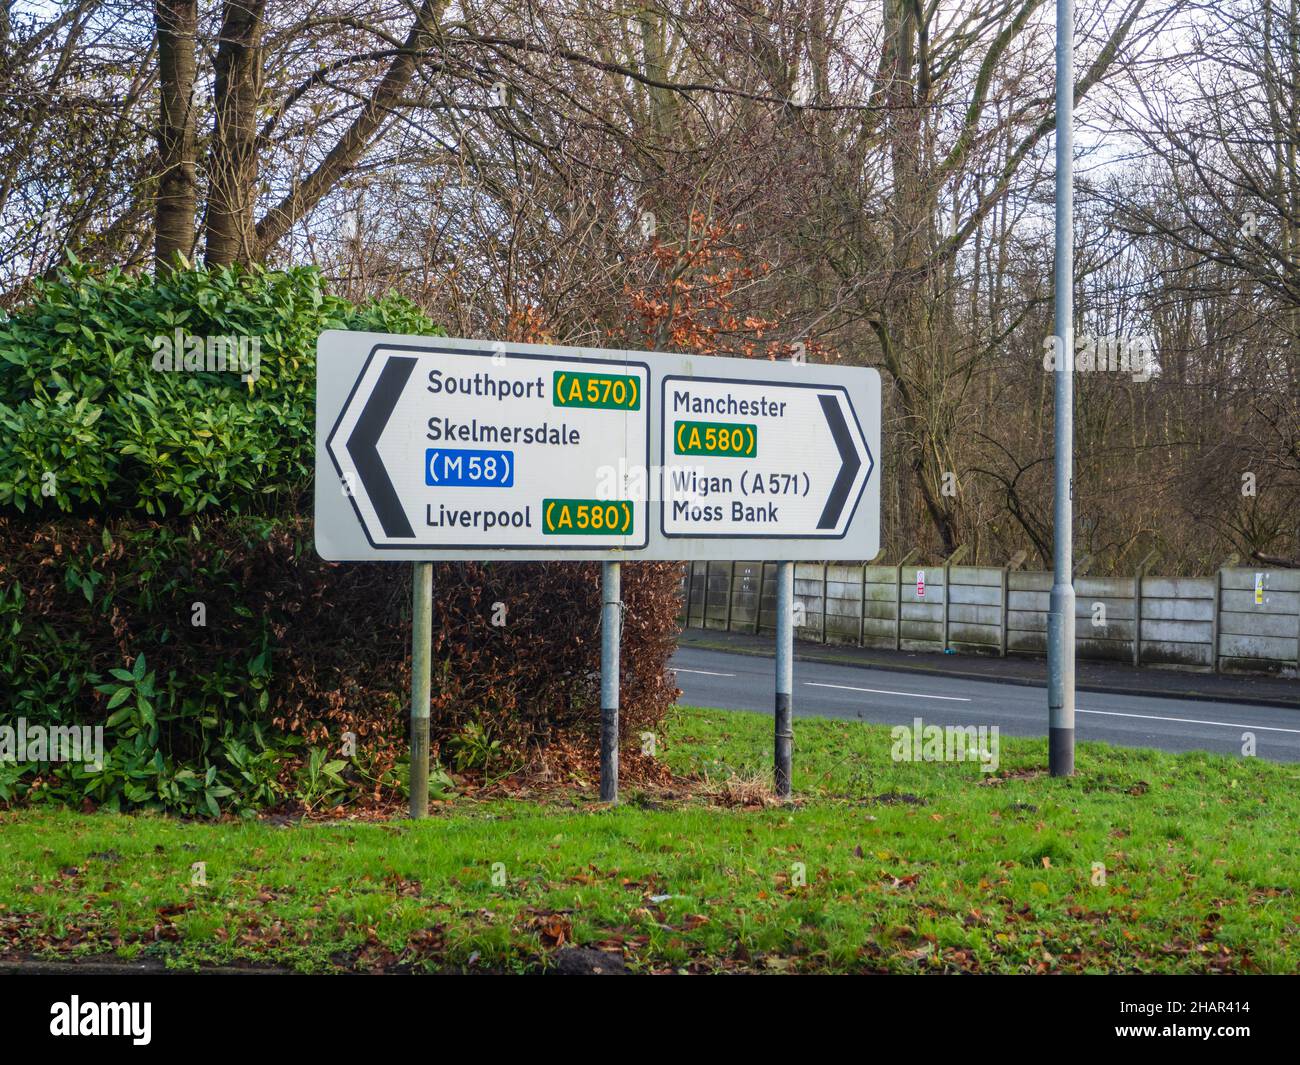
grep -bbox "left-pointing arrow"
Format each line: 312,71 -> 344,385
816,393 -> 862,530
347,355 -> 416,538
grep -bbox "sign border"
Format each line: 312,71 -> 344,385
325,341 -> 652,551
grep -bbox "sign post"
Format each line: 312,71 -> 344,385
1049,0 -> 1076,776
315,334 -> 881,812
774,560 -> 794,798
600,561 -> 621,802
410,561 -> 432,818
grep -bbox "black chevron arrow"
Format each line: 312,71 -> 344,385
346,355 -> 416,538
816,393 -> 861,529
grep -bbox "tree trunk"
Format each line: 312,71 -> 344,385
205,1 -> 266,267
154,0 -> 198,271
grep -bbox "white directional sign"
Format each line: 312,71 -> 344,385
315,332 -> 880,561
660,375 -> 870,540
325,344 -> 648,550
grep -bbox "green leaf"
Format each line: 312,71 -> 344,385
106,686 -> 132,710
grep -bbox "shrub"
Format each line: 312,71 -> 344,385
0,265 -> 683,815
0,259 -> 435,517
0,515 -> 681,814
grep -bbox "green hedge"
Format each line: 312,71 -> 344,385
0,515 -> 681,816
0,260 -> 439,517
0,264 -> 681,817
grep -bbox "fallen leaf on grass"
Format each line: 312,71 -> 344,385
531,912 -> 572,947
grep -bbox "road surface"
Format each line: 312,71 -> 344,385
671,645 -> 1300,762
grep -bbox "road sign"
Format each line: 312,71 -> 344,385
316,332 -> 880,561
916,570 -> 926,598
324,342 -> 648,550
660,375 -> 870,540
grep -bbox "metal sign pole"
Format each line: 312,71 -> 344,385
1048,0 -> 1076,776
410,560 -> 433,817
775,560 -> 793,798
600,560 -> 621,803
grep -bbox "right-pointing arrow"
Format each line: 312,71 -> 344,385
816,393 -> 861,529
346,355 -> 416,538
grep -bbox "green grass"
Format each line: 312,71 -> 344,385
2,706 -> 1297,973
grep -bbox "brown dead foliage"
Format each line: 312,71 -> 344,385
0,515 -> 683,798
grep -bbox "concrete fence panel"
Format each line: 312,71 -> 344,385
680,561 -> 1300,676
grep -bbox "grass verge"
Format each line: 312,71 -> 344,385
1,706 -> 1297,973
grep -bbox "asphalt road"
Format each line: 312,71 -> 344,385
671,645 -> 1300,763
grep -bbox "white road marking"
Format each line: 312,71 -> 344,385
1078,707 -> 1300,735
805,682 -> 971,702
675,654 -> 1297,738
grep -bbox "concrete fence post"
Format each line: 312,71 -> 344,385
1211,567 -> 1222,673
895,561 -> 904,651
942,560 -> 951,651
725,561 -> 736,632
1131,551 -> 1159,668
821,562 -> 829,643
684,561 -> 694,627
1000,566 -> 1010,657
940,547 -> 967,653
1288,567 -> 1300,669
1283,565 -> 1300,670
705,561 -> 714,629
1133,569 -> 1142,668
1212,554 -> 1238,674
859,562 -> 868,647
894,550 -> 919,651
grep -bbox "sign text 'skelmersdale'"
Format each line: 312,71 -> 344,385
315,333 -> 880,561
